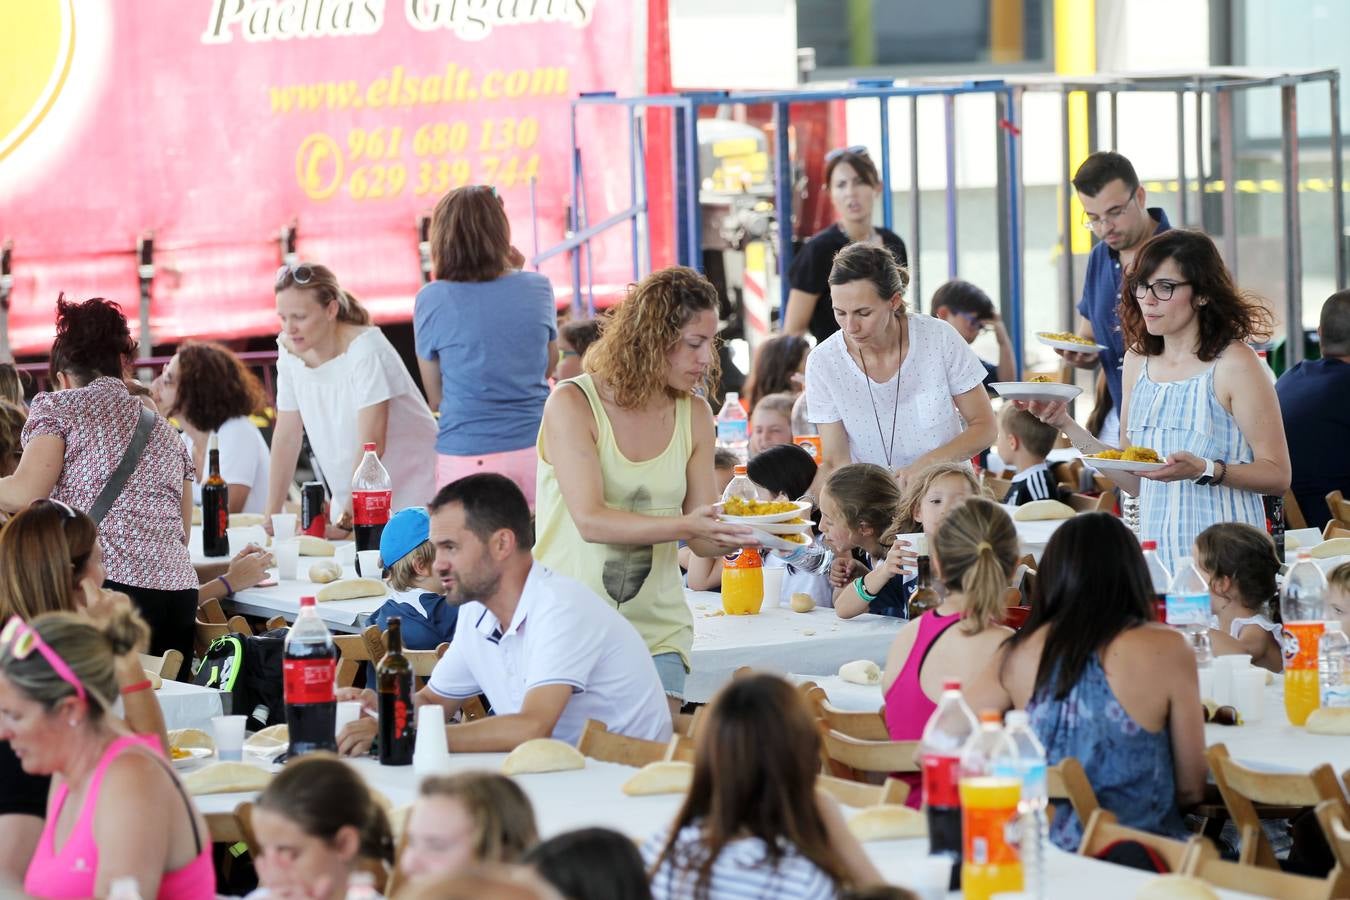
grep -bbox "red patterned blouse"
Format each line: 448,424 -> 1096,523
22,377 -> 198,591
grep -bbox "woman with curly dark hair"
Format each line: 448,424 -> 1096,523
1021,229 -> 1290,567
0,297 -> 198,658
152,341 -> 270,514
742,333 -> 809,413
534,267 -> 758,718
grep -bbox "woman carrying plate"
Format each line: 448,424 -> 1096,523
1022,230 -> 1289,568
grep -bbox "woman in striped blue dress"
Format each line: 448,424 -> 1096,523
1023,230 -> 1290,569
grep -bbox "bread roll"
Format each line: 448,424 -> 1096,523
316,578 -> 385,602
228,513 -> 267,528
245,724 -> 289,750
622,761 -> 694,796
1310,537 -> 1350,559
168,728 -> 213,751
1013,499 -> 1076,521
297,535 -> 336,557
191,506 -> 203,526
500,738 -> 586,775
1305,707 -> 1350,735
790,593 -> 816,613
839,659 -> 882,686
846,805 -> 927,841
183,761 -> 273,796
1134,875 -> 1220,899
308,560 -> 343,584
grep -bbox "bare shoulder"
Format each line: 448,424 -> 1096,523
1116,622 -> 1191,663
1215,340 -> 1264,380
101,747 -> 172,799
544,379 -> 590,416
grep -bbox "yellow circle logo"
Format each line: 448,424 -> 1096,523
0,0 -> 76,164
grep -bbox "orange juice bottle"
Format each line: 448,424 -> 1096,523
721,548 -> 764,615
1282,551 -> 1328,726
959,776 -> 1024,900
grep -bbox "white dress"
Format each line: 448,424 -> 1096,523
275,328 -> 438,516
182,416 -> 270,514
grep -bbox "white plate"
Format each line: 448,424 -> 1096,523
170,747 -> 213,768
753,519 -> 813,535
1084,456 -> 1168,474
750,528 -> 812,551
990,381 -> 1083,404
1035,333 -> 1109,354
716,499 -> 813,525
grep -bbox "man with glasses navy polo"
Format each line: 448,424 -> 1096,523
1062,152 -> 1171,443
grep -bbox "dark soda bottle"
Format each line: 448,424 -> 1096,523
283,596 -> 337,757
907,554 -> 941,620
377,617 -> 415,766
351,443 -> 391,575
920,678 -> 978,890
201,434 -> 229,558
1264,494 -> 1286,562
301,481 -> 327,538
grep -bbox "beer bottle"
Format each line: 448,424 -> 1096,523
907,554 -> 941,619
201,434 -> 229,557
377,617 -> 415,766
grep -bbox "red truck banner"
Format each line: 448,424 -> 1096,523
0,0 -> 641,355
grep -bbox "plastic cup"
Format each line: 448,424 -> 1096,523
761,567 -> 785,608
1213,654 -> 1251,707
357,550 -> 382,579
334,542 -> 357,569
1235,667 -> 1267,722
334,700 -> 363,738
413,704 -> 451,776
273,540 -> 300,580
1197,666 -> 1215,702
226,527 -> 252,556
904,855 -> 954,900
271,513 -> 297,538
211,715 -> 247,761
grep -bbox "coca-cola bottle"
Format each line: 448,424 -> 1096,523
283,596 -> 337,757
920,678 -> 979,890
352,443 -> 392,574
201,434 -> 229,558
377,617 -> 415,766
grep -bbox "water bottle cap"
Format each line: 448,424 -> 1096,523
978,709 -> 1002,724
1005,710 -> 1029,728
1141,540 -> 1157,550
300,596 -> 316,607
942,678 -> 962,691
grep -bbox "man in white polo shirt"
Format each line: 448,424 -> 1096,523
337,473 -> 672,755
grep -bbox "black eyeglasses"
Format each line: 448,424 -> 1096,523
825,145 -> 869,164
1132,279 -> 1192,302
275,264 -> 315,289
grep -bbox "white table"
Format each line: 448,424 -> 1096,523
154,680 -> 227,731
227,563 -> 382,633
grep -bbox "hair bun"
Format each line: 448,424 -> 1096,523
100,606 -> 150,658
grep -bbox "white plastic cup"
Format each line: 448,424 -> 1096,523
1198,666 -> 1215,702
226,527 -> 252,556
334,542 -> 358,569
413,704 -> 451,776
1212,654 -> 1251,707
274,540 -> 300,580
1235,667 -> 1267,722
271,513 -> 297,538
761,567 -> 785,608
334,700 -> 363,738
357,549 -> 382,579
211,715 -> 248,761
904,855 -> 953,900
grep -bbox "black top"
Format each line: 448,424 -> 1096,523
788,224 -> 908,344
0,739 -> 49,818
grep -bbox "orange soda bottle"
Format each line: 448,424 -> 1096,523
959,710 -> 1023,900
722,547 -> 764,615
1282,551 -> 1328,726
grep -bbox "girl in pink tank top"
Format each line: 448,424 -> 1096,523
879,498 -> 1020,808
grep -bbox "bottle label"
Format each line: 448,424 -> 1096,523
284,657 -> 336,704
1283,621 -> 1325,670
1165,592 -> 1209,627
992,759 -> 1047,802
921,753 -> 961,808
964,804 -> 1022,866
1323,681 -> 1350,709
716,420 -> 748,443
352,489 -> 391,526
793,434 -> 822,461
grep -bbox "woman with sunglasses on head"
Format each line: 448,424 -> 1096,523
0,297 -> 200,661
414,185 -> 558,506
1019,229 -> 1291,568
268,264 -> 438,537
784,147 -> 908,344
0,607 -> 214,898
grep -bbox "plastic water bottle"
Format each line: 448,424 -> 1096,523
1121,494 -> 1142,537
1283,552 -> 1329,725
715,392 -> 749,460
996,711 -> 1047,900
1319,621 -> 1350,708
959,711 -> 1024,899
920,679 -> 978,890
1166,557 -> 1212,668
1140,540 -> 1171,623
773,536 -> 833,576
283,596 -> 337,757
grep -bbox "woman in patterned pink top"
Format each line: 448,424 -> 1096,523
0,297 -> 197,659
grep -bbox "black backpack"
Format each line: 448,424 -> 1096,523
193,628 -> 288,731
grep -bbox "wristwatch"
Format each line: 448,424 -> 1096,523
1195,458 -> 1224,486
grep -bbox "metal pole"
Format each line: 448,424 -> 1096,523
636,116 -> 652,277
1331,73 -> 1346,292
1281,83 -> 1304,366
879,97 -> 894,232
628,106 -> 640,282
1217,88 -> 1238,275
1175,91 -> 1189,227
909,96 -> 922,307
1109,91 -> 1119,151
943,93 -> 958,279
773,101 -> 793,316
1194,88 -> 1206,232
1060,91 -> 1074,331
671,105 -> 686,268
1002,89 -> 1025,378
683,99 -> 702,272
568,105 -> 582,316
996,93 -> 1011,328
1086,90 -> 1099,154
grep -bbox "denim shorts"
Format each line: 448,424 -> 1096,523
652,652 -> 688,700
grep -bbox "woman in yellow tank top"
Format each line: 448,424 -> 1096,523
535,267 -> 759,717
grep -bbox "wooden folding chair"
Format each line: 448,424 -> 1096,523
819,728 -> 920,783
576,719 -> 669,768
1047,757 -> 1100,828
1285,490 -> 1309,530
1184,840 -> 1336,900
817,774 -> 910,808
674,705 -> 706,739
139,649 -> 184,682
801,684 -> 889,741
1065,491 -> 1115,514
1206,743 -> 1350,869
333,625 -> 385,688
1050,458 -> 1082,494
1012,565 -> 1038,607
1077,809 -> 1203,873
1323,520 -> 1350,540
983,475 -> 1012,500
1313,799 -> 1350,897
1328,490 -> 1350,525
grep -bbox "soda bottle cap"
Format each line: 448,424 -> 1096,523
1005,710 -> 1029,728
208,433 -> 219,451
942,678 -> 962,691
363,442 -> 377,452
734,465 -> 747,475
1141,540 -> 1157,550
978,709 -> 1002,724
1297,549 -> 1313,560
300,596 -> 316,607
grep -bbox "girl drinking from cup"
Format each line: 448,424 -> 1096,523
818,464 -> 908,619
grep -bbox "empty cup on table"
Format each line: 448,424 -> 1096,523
226,527 -> 252,556
413,704 -> 451,776
1235,667 -> 1267,722
211,715 -> 248,761
271,513 -> 298,538
274,540 -> 300,580
334,700 -> 363,738
356,550 -> 382,579
334,542 -> 358,569
1198,666 -> 1215,702
761,567 -> 785,608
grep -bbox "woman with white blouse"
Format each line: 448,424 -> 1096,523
265,264 -> 437,536
804,242 -> 997,491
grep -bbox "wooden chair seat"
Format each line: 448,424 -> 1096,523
819,728 -> 920,783
1078,809 -> 1203,873
801,684 -> 889,742
139,649 -> 184,682
1312,799 -> 1350,897
1323,520 -> 1350,540
1066,491 -> 1115,514
333,625 -> 386,688
1327,490 -> 1350,525
577,719 -> 670,768
1184,840 -> 1336,900
817,774 -> 911,809
1048,757 -> 1100,828
1284,490 -> 1309,530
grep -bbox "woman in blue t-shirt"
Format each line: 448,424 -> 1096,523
414,185 -> 558,506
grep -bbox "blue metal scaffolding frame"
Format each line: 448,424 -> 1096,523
531,80 -> 1027,376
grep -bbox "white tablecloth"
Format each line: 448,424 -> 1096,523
154,680 -> 226,731
228,564 -> 381,633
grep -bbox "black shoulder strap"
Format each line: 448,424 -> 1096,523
88,406 -> 157,526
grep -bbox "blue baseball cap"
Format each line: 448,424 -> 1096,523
380,507 -> 430,568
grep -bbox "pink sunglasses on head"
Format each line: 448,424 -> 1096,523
0,616 -> 87,704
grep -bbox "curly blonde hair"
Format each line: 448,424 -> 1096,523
583,267 -> 720,409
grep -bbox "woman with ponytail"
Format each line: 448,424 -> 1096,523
0,607 -> 214,899
880,497 -> 1018,807
268,263 -> 437,536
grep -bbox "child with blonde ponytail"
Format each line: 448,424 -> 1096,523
879,497 -> 1018,807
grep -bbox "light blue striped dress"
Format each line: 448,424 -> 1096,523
1127,357 -> 1265,570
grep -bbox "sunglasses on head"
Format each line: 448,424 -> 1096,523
275,264 -> 315,290
0,616 -> 87,704
825,145 -> 869,164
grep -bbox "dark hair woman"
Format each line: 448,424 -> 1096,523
0,297 -> 199,661
743,333 -> 809,413
966,513 -> 1206,852
151,341 -> 270,515
528,828 -> 652,900
1019,229 -> 1290,569
415,185 -> 558,507
784,148 -> 909,344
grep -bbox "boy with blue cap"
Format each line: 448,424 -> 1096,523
365,507 -> 457,687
